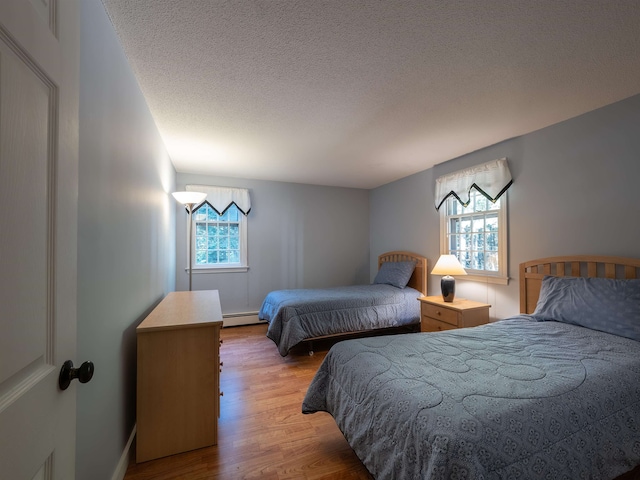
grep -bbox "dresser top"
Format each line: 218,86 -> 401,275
137,290 -> 223,332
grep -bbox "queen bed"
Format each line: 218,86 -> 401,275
259,251 -> 427,356
302,255 -> 640,479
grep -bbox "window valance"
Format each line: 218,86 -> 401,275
434,158 -> 512,210
186,185 -> 251,215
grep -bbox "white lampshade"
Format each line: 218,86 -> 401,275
431,255 -> 467,276
172,191 -> 207,205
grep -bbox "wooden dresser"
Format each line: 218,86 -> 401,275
136,290 -> 223,463
419,296 -> 490,332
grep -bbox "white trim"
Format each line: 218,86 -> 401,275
187,266 -> 249,274
110,425 -> 136,480
222,312 -> 265,327
458,273 -> 510,286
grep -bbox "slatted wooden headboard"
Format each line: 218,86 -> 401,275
519,255 -> 640,314
378,251 -> 428,296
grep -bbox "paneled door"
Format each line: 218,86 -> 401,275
0,1 -> 79,479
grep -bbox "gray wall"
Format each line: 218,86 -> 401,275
76,1 -> 176,479
371,94 -> 640,320
176,173 -> 370,313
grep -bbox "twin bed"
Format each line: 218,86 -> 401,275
259,251 -> 427,356
302,255 -> 640,479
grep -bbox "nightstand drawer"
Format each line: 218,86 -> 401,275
421,303 -> 458,326
421,316 -> 457,332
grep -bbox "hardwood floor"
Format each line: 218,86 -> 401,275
124,323 -> 372,480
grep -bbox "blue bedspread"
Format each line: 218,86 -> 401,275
302,316 -> 640,479
259,284 -> 420,356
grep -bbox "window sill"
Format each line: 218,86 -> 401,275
185,266 -> 249,274
457,273 -> 509,286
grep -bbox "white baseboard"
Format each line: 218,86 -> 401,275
222,312 -> 266,327
111,424 -> 136,480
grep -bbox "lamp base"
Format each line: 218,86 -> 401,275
440,275 -> 455,302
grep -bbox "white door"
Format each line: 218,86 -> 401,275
0,1 -> 80,479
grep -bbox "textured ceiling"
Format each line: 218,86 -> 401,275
101,1 -> 640,189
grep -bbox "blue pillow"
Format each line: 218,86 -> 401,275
373,261 -> 416,289
532,275 -> 640,341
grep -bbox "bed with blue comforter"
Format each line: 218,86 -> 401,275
302,256 -> 640,479
261,284 -> 421,356
259,251 -> 428,356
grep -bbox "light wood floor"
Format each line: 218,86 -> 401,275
124,323 -> 372,480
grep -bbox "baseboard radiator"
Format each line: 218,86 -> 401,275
222,311 -> 265,327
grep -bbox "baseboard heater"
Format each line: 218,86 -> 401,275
222,311 -> 265,327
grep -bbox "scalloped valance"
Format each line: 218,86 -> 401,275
434,158 -> 512,210
186,184 -> 251,215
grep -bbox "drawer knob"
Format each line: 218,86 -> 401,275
220,391 -> 224,397
436,310 -> 441,315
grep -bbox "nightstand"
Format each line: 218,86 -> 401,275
418,296 -> 490,332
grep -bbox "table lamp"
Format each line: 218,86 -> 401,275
431,255 -> 467,302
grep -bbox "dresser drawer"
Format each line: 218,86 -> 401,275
421,303 -> 459,326
421,316 -> 457,332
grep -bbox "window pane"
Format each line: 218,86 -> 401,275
448,234 -> 460,251
486,232 -> 498,251
208,236 -> 219,249
196,251 -> 206,264
195,236 -> 207,249
218,226 -> 228,236
475,194 -> 488,212
196,223 -> 206,235
459,252 -> 472,269
472,216 -> 484,232
486,214 -> 498,231
485,252 -> 498,271
472,252 -> 484,270
229,237 -> 239,249
208,207 -> 218,221
219,251 -> 228,263
229,251 -> 239,263
472,233 -> 483,250
207,251 -> 218,263
219,237 -> 229,249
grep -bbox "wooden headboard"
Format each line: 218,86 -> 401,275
378,251 -> 428,296
519,255 -> 640,314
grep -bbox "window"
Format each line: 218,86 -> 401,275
440,189 -> 508,284
192,203 -> 247,271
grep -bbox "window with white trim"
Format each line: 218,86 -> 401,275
186,185 -> 251,273
193,203 -> 247,268
440,190 -> 508,283
435,158 -> 511,284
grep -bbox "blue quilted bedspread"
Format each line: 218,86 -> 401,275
302,316 -> 640,479
259,284 -> 421,356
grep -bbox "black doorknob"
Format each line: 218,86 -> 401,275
59,360 -> 94,390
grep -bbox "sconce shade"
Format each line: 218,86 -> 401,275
172,191 -> 207,206
431,255 -> 467,276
